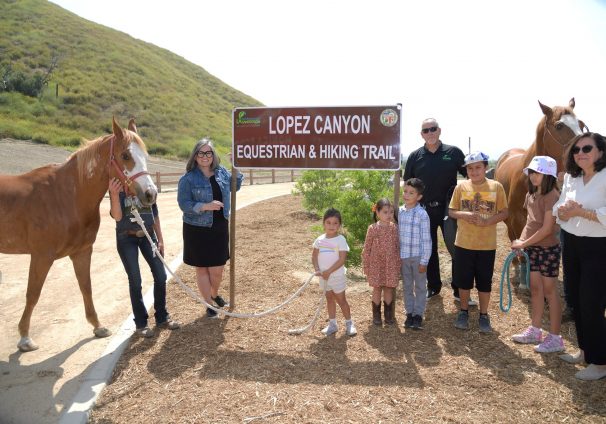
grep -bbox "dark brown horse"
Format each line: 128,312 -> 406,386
0,118 -> 157,351
495,98 -> 586,241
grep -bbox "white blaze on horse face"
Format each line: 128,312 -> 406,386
125,143 -> 157,195
561,115 -> 583,136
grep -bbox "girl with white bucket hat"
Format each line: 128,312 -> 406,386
511,155 -> 564,353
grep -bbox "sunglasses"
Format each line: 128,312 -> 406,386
422,126 -> 439,134
571,145 -> 594,154
197,150 -> 213,158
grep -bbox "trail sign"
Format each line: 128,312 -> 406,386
233,105 -> 401,170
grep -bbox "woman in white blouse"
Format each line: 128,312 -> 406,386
554,132 -> 606,381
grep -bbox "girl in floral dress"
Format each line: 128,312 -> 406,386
362,198 -> 401,325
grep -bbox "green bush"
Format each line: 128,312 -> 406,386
295,170 -> 397,266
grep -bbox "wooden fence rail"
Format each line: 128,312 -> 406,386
154,169 -> 302,192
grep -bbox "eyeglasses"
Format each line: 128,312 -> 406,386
197,151 -> 213,158
422,126 -> 439,134
571,145 -> 594,154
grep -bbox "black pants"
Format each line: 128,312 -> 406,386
561,230 -> 606,365
425,205 -> 457,296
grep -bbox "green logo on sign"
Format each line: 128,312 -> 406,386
236,111 -> 261,126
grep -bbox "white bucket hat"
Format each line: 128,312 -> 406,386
463,151 -> 489,166
523,156 -> 557,178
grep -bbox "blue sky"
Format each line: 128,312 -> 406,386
50,0 -> 606,159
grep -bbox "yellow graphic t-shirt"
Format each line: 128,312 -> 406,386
449,179 -> 508,250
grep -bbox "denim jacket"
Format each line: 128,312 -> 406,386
177,165 -> 244,227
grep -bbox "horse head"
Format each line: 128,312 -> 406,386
537,97 -> 586,169
110,117 -> 158,206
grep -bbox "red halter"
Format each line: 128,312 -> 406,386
108,135 -> 150,195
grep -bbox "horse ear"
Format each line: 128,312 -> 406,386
112,116 -> 124,141
569,97 -> 575,109
128,117 -> 138,134
538,101 -> 553,119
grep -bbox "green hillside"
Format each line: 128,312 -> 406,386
0,0 -> 261,157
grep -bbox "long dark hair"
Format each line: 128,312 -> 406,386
527,171 -> 558,196
564,132 -> 606,177
372,198 -> 394,223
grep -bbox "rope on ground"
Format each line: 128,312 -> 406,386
130,209 -> 321,333
499,249 -> 530,313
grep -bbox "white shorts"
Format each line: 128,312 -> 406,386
319,275 -> 347,294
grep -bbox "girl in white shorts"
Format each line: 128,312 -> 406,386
312,208 -> 357,336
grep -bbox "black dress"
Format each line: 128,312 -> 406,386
183,176 -> 229,267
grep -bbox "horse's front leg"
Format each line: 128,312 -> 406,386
18,254 -> 54,352
70,247 -> 112,338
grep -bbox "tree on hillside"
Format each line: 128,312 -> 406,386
0,54 -> 59,98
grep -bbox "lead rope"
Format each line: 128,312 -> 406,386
499,249 -> 530,312
129,208 -> 322,333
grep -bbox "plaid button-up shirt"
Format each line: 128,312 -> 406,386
398,204 -> 432,265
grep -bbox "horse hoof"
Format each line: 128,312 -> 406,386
17,337 -> 39,352
93,327 -> 112,338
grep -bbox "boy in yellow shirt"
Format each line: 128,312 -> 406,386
448,152 -> 508,333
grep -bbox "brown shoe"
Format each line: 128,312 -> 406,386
372,302 -> 382,325
383,301 -> 394,325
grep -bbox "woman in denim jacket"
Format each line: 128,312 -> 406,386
177,138 -> 243,318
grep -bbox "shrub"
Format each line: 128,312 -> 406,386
295,170 -> 397,266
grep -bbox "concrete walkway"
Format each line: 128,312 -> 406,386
0,182 -> 295,424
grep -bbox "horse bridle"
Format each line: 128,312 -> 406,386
543,117 -> 589,148
108,135 -> 150,194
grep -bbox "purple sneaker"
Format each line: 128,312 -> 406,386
535,334 -> 565,353
512,326 -> 542,344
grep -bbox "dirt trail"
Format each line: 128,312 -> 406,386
0,179 -> 295,424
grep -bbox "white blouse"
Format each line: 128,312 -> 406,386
553,168 -> 606,237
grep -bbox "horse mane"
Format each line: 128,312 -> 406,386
71,130 -> 147,182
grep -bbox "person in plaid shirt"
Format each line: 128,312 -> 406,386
398,178 -> 432,329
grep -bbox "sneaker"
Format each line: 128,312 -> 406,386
575,364 -> 606,381
321,322 -> 338,336
404,313 -> 414,328
478,314 -> 493,333
512,326 -> 543,344
157,317 -> 181,330
206,307 -> 218,319
454,310 -> 469,330
345,321 -> 357,337
560,350 -> 585,364
412,315 -> 423,330
212,295 -> 229,308
136,326 -> 154,338
454,296 -> 478,307
534,334 -> 564,353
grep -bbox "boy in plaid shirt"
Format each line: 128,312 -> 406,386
399,178 -> 432,329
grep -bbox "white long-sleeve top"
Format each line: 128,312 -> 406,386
553,168 -> 606,237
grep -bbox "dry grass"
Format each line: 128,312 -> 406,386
89,195 -> 606,423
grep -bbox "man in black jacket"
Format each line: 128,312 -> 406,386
403,118 -> 476,305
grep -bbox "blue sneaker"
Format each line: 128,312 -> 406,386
478,314 -> 492,333
454,310 -> 469,330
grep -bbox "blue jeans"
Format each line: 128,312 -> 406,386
117,234 -> 168,328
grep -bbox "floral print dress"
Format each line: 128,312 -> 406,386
362,222 -> 401,288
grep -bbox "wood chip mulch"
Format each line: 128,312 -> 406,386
89,194 -> 606,423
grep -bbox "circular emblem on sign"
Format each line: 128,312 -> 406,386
380,109 -> 398,127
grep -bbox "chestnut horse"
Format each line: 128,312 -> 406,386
495,98 -> 586,241
0,118 -> 158,352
